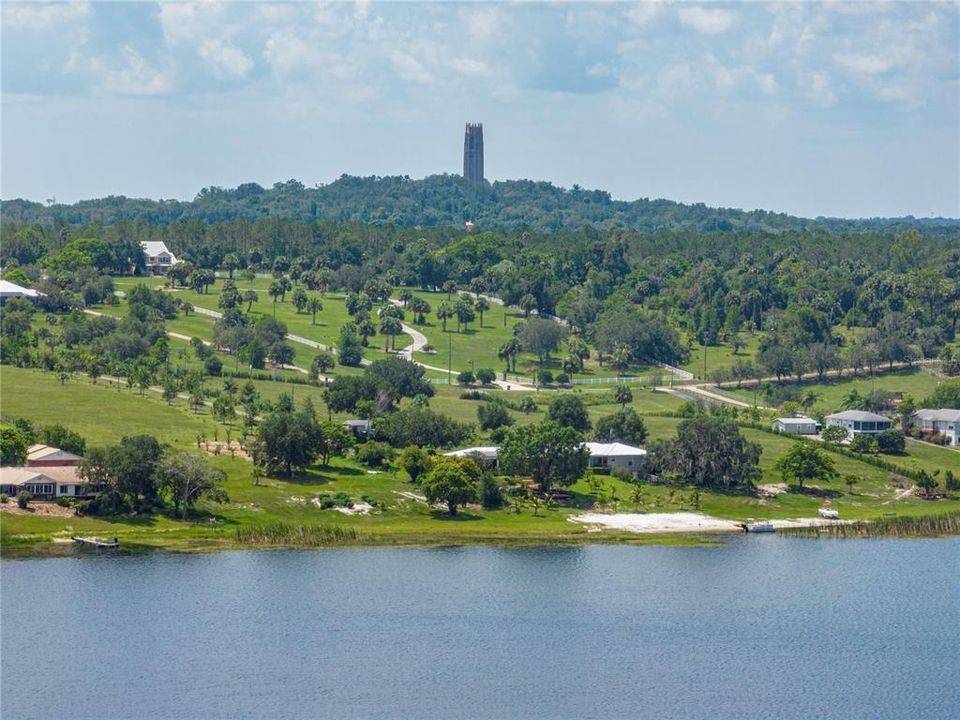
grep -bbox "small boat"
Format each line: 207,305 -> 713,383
746,521 -> 775,533
818,507 -> 839,519
72,536 -> 119,548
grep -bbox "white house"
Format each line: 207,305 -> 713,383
912,409 -> 960,446
443,446 -> 500,468
0,279 -> 42,303
825,410 -> 893,436
584,442 -> 647,475
772,417 -> 819,435
0,466 -> 94,500
140,241 -> 179,274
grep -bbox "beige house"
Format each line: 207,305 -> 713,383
0,466 -> 93,500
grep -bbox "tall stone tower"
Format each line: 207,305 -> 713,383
463,123 -> 484,183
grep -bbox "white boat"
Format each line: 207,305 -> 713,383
746,521 -> 775,533
818,507 -> 839,519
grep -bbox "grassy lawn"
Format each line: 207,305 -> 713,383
2,367 -> 957,554
720,367 -> 941,413
680,332 -> 763,381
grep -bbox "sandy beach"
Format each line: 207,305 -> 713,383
569,512 -> 849,534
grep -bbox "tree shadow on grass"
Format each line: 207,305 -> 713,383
561,490 -> 598,510
429,510 -> 483,521
787,485 -> 842,498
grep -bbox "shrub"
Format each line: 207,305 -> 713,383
611,466 -> 634,481
821,425 -> 848,444
205,355 -> 223,376
946,470 -> 959,492
475,368 -> 496,385
876,429 -> 905,455
16,490 -> 32,509
850,434 -> 878,454
555,373 -> 570,385
56,497 -> 72,507
457,370 -> 475,385
355,441 -> 395,467
0,493 -> 8,504
478,401 -> 514,431
459,390 -> 487,401
537,369 -> 554,385
480,473 -> 504,509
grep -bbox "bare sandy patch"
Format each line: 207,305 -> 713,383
333,502 -> 373,515
570,512 -> 742,533
758,483 -> 788,497
0,502 -> 76,517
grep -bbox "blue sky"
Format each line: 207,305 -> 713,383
2,1 -> 958,218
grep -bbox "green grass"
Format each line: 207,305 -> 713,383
3,366 -> 958,554
680,332 -> 763,381
721,367 -> 941,413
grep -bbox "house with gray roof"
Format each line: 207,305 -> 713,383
825,410 -> 892,437
912,409 -> 960,446
772,417 -> 819,435
140,241 -> 178,274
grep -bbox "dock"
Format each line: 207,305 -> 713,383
72,536 -> 119,548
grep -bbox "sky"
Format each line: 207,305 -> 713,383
2,1 -> 958,218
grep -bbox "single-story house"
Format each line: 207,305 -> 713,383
825,410 -> 893,436
443,446 -> 500,468
0,466 -> 96,500
0,279 -> 43,304
343,419 -> 375,440
140,241 -> 179,274
26,444 -> 82,467
772,417 -> 819,435
584,442 -> 647,475
912,408 -> 960,446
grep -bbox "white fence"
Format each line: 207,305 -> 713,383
191,305 -> 332,352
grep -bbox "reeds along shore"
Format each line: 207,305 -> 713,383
779,513 -> 960,538
234,523 -> 366,546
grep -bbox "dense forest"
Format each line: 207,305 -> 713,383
3,174 -> 959,234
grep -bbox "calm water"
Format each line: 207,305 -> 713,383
2,537 -> 958,720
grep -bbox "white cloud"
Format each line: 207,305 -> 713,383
64,47 -> 175,96
391,50 -> 435,85
802,71 -> 836,107
833,52 -> 896,75
678,6 -> 734,35
626,2 -> 664,28
199,39 -> 254,79
1,1 -> 89,29
755,73 -> 778,95
657,62 -> 698,96
586,62 -> 613,78
461,6 -> 506,41
158,1 -> 227,45
450,58 -> 490,76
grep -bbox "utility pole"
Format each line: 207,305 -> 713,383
703,344 -> 707,382
447,331 -> 452,385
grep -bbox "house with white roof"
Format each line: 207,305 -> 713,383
584,442 -> 647,475
0,279 -> 43,304
912,409 -> 960,446
443,446 -> 500,468
140,241 -> 178,274
825,410 -> 892,436
772,417 -> 819,435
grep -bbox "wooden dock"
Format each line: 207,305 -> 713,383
72,536 -> 119,548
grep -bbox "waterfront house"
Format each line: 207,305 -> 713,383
0,466 -> 95,500
140,241 -> 179,274
772,417 -> 819,435
912,408 -> 960,446
584,442 -> 647,475
26,444 -> 82,467
825,410 -> 892,436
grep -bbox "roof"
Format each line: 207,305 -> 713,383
26,444 -> 83,463
31,466 -> 81,483
0,467 -> 46,486
826,410 -> 890,423
913,408 -> 960,423
343,419 -> 373,427
584,442 -> 647,457
0,279 -> 41,298
140,241 -> 178,264
444,446 -> 500,458
774,417 -> 817,425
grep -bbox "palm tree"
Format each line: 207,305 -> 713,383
398,289 -> 414,307
243,290 -> 258,312
308,297 -> 322,325
800,390 -> 822,412
474,297 -> 490,327
519,293 -> 538,318
380,316 -> 403,352
267,281 -> 282,315
436,301 -> 454,332
614,384 -> 633,409
841,389 -> 865,410
277,275 -> 292,303
611,344 -> 632,376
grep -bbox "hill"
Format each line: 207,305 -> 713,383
3,174 -> 957,235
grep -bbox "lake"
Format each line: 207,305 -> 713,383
2,537 -> 958,719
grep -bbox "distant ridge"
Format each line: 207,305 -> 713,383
2,174 -> 957,235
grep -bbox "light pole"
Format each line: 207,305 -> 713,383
447,331 -> 452,385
